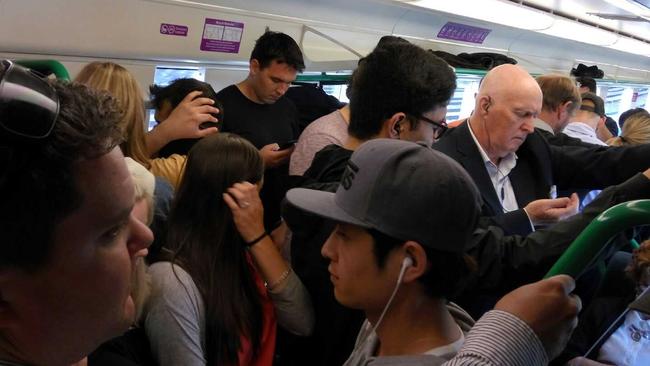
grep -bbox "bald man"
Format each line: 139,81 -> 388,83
433,64 -> 650,236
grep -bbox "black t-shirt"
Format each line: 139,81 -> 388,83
217,85 -> 299,230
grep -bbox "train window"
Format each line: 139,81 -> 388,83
153,66 -> 206,85
147,66 -> 207,130
599,83 -> 650,124
446,74 -> 482,122
322,84 -> 349,103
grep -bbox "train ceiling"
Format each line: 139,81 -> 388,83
525,0 -> 650,41
396,0 -> 650,56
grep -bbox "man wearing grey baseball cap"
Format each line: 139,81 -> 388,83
287,138 -> 581,365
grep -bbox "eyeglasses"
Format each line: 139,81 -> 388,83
408,113 -> 448,139
0,60 -> 60,139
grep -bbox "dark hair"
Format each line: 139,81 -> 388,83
250,31 -> 305,72
575,76 -> 597,93
149,78 -> 223,120
0,80 -> 122,270
348,43 -> 456,140
166,133 -> 264,365
376,35 -> 410,48
619,107 -> 649,129
368,228 -> 475,299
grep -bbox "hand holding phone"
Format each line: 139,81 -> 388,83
277,140 -> 297,150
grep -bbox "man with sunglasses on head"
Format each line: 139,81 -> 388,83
0,61 -> 152,366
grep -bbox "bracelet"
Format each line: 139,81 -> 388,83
267,268 -> 291,290
244,231 -> 268,247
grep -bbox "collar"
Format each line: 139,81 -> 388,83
467,119 -> 517,168
563,121 -> 608,147
534,118 -> 554,135
423,327 -> 465,357
564,121 -> 599,139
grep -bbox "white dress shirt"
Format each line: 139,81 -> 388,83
562,121 -> 608,147
562,121 -> 606,210
467,122 -> 519,213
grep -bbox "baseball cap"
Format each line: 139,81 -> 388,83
285,139 -> 481,253
580,92 -> 605,117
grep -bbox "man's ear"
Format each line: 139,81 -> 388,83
401,241 -> 428,284
559,101 -> 574,118
249,59 -> 260,76
477,95 -> 491,117
386,113 -> 406,139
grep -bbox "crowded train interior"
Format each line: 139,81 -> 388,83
1,0 -> 650,365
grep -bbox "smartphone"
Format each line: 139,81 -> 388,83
277,139 -> 297,150
199,121 -> 221,130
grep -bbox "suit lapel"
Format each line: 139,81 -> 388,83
509,157 -> 536,207
453,122 -> 503,216
511,132 -> 553,205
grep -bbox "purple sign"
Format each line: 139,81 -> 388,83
200,18 -> 244,53
437,22 -> 491,44
160,23 -> 188,37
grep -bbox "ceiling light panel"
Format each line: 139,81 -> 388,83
408,0 -> 554,30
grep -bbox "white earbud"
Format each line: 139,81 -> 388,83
402,255 -> 414,270
348,253 -> 415,362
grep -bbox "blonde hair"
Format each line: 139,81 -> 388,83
75,62 -> 151,169
124,157 -> 155,224
124,157 -> 155,323
607,113 -> 650,146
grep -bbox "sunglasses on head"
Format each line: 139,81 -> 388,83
0,60 -> 60,139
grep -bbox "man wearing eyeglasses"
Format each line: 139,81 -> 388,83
283,39 -> 650,365
0,61 -> 152,366
280,39 -> 456,366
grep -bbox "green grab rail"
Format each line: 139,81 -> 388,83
295,73 -> 350,83
14,60 -> 70,80
545,199 -> 650,279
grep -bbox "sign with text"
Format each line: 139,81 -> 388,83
160,23 -> 188,37
200,18 -> 244,53
437,22 -> 491,44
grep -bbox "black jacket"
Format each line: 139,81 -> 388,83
281,145 -> 362,366
283,141 -> 650,361
433,121 -> 650,235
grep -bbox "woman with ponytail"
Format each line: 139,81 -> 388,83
607,111 -> 650,147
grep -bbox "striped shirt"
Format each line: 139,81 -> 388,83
446,310 -> 547,366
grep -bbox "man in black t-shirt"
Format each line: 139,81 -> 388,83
217,30 -> 305,231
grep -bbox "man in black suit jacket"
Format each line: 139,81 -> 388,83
433,64 -> 650,236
